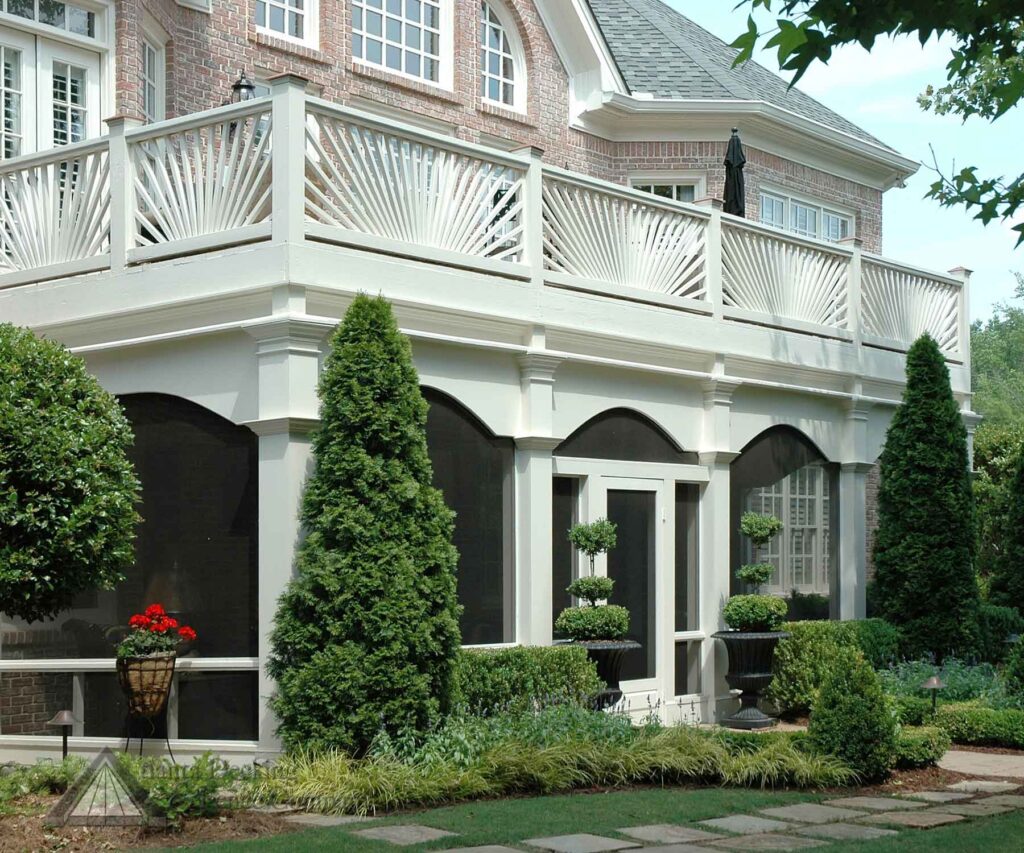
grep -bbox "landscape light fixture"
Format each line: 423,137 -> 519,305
920,675 -> 945,716
47,710 -> 77,759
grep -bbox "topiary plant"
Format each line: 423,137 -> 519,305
267,294 -> 462,755
568,519 -> 617,576
723,512 -> 785,631
554,519 -> 629,642
808,647 -> 897,782
0,323 -> 139,622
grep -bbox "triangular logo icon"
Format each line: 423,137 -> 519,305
44,748 -> 166,827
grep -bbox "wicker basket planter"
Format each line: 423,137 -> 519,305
116,652 -> 176,718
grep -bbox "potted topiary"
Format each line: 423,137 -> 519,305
116,603 -> 197,719
713,512 -> 790,729
554,519 -> 639,707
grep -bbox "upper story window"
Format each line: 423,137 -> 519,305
759,190 -> 853,243
141,39 -> 161,122
3,0 -> 96,38
633,182 -> 697,204
630,173 -> 706,206
480,1 -> 522,111
255,0 -> 316,47
352,0 -> 447,87
0,45 -> 23,157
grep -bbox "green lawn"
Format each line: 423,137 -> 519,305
180,787 -> 1024,852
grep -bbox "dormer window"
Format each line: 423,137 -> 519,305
352,0 -> 449,87
480,1 -> 523,111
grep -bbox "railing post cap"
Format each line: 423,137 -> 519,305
512,144 -> 545,160
268,73 -> 310,90
838,236 -> 863,249
948,265 -> 972,280
104,114 -> 144,132
695,197 -> 723,211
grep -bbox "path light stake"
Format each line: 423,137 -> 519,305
921,675 -> 945,716
47,710 -> 76,759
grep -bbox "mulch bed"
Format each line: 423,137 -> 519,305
0,802 -> 300,852
947,744 -> 1024,757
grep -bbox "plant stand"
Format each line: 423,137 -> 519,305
116,652 -> 176,760
577,640 -> 641,709
712,631 -> 789,730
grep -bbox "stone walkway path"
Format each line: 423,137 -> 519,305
939,750 -> 1024,779
329,782 -> 1024,851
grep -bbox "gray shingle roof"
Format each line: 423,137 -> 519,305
587,0 -> 892,150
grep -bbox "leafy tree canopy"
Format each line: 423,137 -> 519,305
731,2 -> 1024,245
972,272 -> 1024,427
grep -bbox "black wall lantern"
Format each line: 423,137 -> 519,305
231,70 -> 257,103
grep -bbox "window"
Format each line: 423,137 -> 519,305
634,182 -> 698,204
758,190 -> 853,243
352,0 -> 445,86
51,60 -> 85,145
0,46 -> 22,158
480,1 -> 518,110
255,0 -> 313,45
3,0 -> 96,38
141,38 -> 164,123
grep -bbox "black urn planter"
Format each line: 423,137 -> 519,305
575,640 -> 641,709
712,630 -> 789,729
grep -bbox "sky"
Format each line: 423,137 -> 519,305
662,0 -> 1024,323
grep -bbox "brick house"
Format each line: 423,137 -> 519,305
0,0 -> 973,761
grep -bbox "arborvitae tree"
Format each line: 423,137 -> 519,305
267,295 -> 461,754
873,334 -> 979,658
990,445 -> 1024,611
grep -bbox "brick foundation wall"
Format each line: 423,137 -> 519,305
0,673 -> 72,735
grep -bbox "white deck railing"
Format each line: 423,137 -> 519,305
0,77 -> 969,361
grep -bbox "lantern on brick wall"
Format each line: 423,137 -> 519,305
230,70 -> 256,103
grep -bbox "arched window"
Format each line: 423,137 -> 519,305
479,1 -> 525,111
555,408 -> 696,464
423,388 -> 514,645
731,426 -> 839,619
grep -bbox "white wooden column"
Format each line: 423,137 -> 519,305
243,289 -> 328,758
104,115 -> 142,272
270,73 -> 309,247
514,348 -> 562,647
839,397 -> 873,620
698,372 -> 740,722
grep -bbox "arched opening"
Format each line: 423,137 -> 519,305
423,388 -> 514,645
556,408 -> 696,464
731,426 -> 839,619
479,0 -> 528,112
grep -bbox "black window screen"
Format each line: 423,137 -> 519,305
552,477 -> 579,630
555,409 -> 697,464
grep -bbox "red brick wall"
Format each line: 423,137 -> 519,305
0,673 -> 72,735
113,0 -> 883,251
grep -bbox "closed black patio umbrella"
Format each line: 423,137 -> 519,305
723,127 -> 746,217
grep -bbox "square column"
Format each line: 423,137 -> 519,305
838,461 -> 872,620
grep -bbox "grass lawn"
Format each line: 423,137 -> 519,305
178,787 -> 1024,852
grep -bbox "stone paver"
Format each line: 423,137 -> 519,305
441,847 -> 523,853
941,751 -> 1024,779
759,803 -> 867,824
699,815 -> 797,835
703,833 -> 827,850
795,823 -> 898,841
616,824 -> 723,844
825,796 -> 927,811
247,804 -> 300,815
899,791 -> 974,803
860,811 -> 965,829
947,779 -> 1021,793
977,794 -> 1024,807
928,802 -> 1014,817
522,834 -> 641,853
641,845 -> 713,853
352,825 -> 458,846
283,814 -> 376,827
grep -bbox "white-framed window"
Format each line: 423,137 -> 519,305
630,173 -> 706,206
2,0 -> 97,38
633,182 -> 697,204
759,190 -> 853,243
255,0 -> 316,47
140,19 -> 166,124
480,1 -> 524,112
50,59 -> 86,145
0,45 -> 23,157
351,0 -> 451,88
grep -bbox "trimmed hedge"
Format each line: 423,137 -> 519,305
976,603 -> 1024,663
934,703 -> 1024,749
455,645 -> 604,714
893,726 -> 951,769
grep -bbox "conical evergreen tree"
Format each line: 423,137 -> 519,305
873,334 -> 979,658
990,445 -> 1024,611
267,295 -> 461,754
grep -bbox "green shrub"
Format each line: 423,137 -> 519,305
989,443 -> 1024,614
784,590 -> 830,622
892,726 -> 951,769
567,520 -> 617,574
567,576 -> 614,605
454,646 -> 604,714
873,334 -> 979,658
849,618 -> 902,668
976,603 -> 1024,662
0,757 -> 86,815
740,512 -> 784,547
808,648 -> 896,782
879,658 -> 1011,706
268,295 -> 462,754
892,695 -> 935,726
722,595 -> 788,632
934,703 -> 1024,748
737,563 -> 775,587
554,605 -> 630,641
1004,638 -> 1024,697
0,324 -> 140,621
119,752 -> 236,827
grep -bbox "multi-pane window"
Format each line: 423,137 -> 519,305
141,39 -> 162,123
51,61 -> 85,145
759,191 -> 853,243
0,46 -> 22,158
634,182 -> 698,204
255,0 -> 308,43
352,0 -> 443,84
4,0 -> 96,38
480,2 -> 514,107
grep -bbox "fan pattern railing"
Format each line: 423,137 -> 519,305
304,107 -> 525,262
130,108 -> 273,246
862,260 -> 961,357
721,221 -> 850,330
542,177 -> 707,302
0,145 -> 109,273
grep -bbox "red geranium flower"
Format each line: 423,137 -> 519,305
144,603 -> 166,618
178,626 -> 197,642
128,614 -> 150,629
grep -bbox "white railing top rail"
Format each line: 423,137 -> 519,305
861,251 -> 965,288
721,210 -> 855,259
0,136 -> 110,176
125,96 -> 273,144
305,96 -> 531,171
542,162 -> 712,222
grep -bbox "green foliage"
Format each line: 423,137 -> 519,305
872,335 -> 979,659
1004,639 -> 1024,698
849,618 -> 903,668
737,563 -> 775,588
739,512 -> 783,548
892,695 -> 936,726
783,590 -> 830,621
722,594 -> 788,632
0,757 -> 86,815
975,423 -> 1024,598
454,646 -> 604,714
933,703 -> 1024,749
567,576 -> 614,607
880,657 -> 1014,707
990,445 -> 1024,615
268,295 -> 462,755
567,519 -> 617,575
554,605 -> 630,641
118,752 -> 237,827
976,603 -> 1024,663
808,648 -> 897,783
0,323 -> 139,622
972,286 -> 1024,429
892,726 -> 951,770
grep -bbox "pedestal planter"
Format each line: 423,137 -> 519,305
577,640 -> 641,709
712,630 -> 789,730
116,652 -> 176,718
